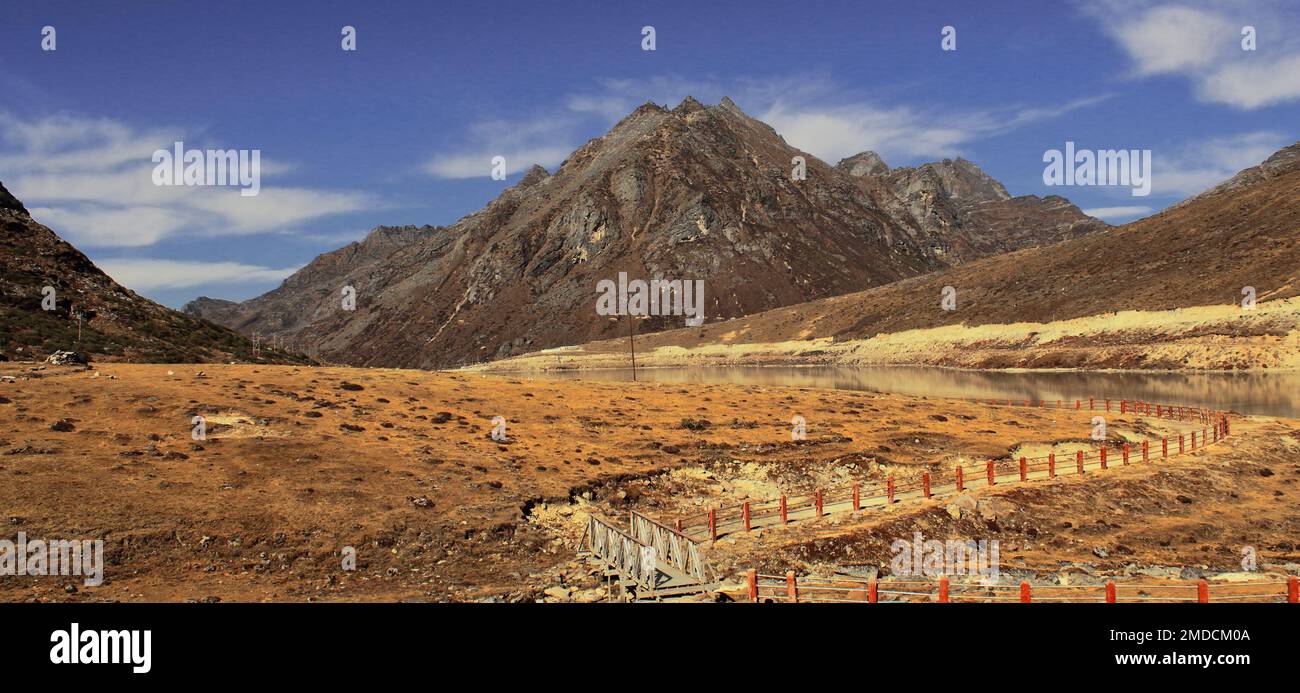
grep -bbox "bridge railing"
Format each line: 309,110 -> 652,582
629,510 -> 708,583
587,514 -> 654,590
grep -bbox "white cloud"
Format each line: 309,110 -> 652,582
1153,130 -> 1290,197
28,205 -> 184,247
425,146 -> 573,179
1199,53 -> 1300,109
1082,205 -> 1154,219
759,96 -> 1108,164
0,113 -> 372,247
1087,0 -> 1300,109
423,115 -> 581,179
95,258 -> 300,292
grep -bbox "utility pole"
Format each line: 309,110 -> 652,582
628,313 -> 637,381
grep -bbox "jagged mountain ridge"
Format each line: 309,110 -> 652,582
561,140 -> 1300,357
187,97 -> 1104,368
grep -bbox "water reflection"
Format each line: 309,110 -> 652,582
526,366 -> 1300,418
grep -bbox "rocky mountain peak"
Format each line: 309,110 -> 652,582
673,96 -> 706,115
887,157 -> 1010,205
837,151 -> 890,177
518,164 -> 551,188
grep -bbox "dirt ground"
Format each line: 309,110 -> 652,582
1,362 -> 1296,602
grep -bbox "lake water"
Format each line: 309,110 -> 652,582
523,366 -> 1300,418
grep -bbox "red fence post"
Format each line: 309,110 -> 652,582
852,482 -> 860,512
1198,580 -> 1209,603
748,569 -> 758,602
676,518 -> 683,534
1179,434 -> 1184,454
815,490 -> 824,517
743,502 -> 751,531
868,577 -> 878,604
887,475 -> 895,504
1048,453 -> 1056,478
1191,431 -> 1197,451
1106,581 -> 1116,603
1157,404 -> 1162,417
1142,440 -> 1148,462
786,571 -> 798,603
1162,437 -> 1168,458
709,508 -> 717,542
1020,581 -> 1031,603
956,465 -> 964,492
1019,456 -> 1027,482
923,472 -> 932,498
1100,446 -> 1107,470
1120,400 -> 1127,414
938,577 -> 949,603
1122,443 -> 1130,465
1089,398 -> 1094,410
780,495 -> 788,525
1289,576 -> 1298,604
1076,399 -> 1081,410
1077,450 -> 1084,475
1105,398 -> 1111,412
987,460 -> 995,486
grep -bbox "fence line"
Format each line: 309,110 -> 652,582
666,397 -> 1233,542
747,570 -> 1300,604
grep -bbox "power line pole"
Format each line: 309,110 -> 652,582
628,314 -> 637,382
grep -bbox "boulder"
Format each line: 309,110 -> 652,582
45,350 -> 88,366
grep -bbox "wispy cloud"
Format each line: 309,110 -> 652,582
423,116 -> 578,178
1085,0 -> 1300,109
421,74 -> 1111,178
760,94 -> 1110,164
95,258 -> 300,292
1154,130 -> 1290,197
0,112 -> 373,248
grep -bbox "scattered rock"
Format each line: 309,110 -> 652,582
945,493 -> 977,519
977,497 -> 1014,522
45,351 -> 88,366
543,586 -> 571,600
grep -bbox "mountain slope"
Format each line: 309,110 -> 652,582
513,141 -> 1300,368
189,98 -> 1104,369
0,181 -> 310,364
185,223 -> 437,336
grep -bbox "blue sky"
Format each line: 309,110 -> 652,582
1,0 -> 1297,307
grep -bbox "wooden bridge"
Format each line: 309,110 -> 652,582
582,511 -> 717,600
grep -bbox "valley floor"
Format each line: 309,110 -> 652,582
0,363 -> 1296,602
